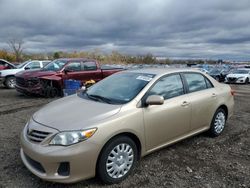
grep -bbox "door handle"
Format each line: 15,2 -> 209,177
181,101 -> 189,107
212,93 -> 217,97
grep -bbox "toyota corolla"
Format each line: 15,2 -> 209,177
20,69 -> 234,184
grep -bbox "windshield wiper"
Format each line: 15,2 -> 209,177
86,93 -> 113,104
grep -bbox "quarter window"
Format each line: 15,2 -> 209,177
148,74 -> 184,99
184,73 -> 208,92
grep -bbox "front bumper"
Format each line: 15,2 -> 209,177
20,123 -> 101,183
0,77 -> 5,85
225,77 -> 246,84
15,84 -> 42,95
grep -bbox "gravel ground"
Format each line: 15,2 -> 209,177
0,84 -> 249,188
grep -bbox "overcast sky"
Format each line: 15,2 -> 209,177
0,0 -> 250,60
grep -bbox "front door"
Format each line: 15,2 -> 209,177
143,74 -> 191,151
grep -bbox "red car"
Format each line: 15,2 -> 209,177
0,59 -> 16,70
15,58 -> 124,97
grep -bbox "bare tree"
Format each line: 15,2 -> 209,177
7,38 -> 24,62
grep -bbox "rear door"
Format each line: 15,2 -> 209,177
80,61 -> 102,82
182,72 -> 218,131
143,73 -> 191,151
63,61 -> 82,81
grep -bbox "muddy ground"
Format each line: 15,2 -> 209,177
0,84 -> 249,188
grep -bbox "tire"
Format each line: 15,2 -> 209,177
5,76 -> 16,89
97,136 -> 138,184
208,108 -> 227,137
245,78 -> 249,84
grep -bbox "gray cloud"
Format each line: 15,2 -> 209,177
0,0 -> 250,60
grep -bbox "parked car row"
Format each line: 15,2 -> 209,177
0,58 -> 124,97
0,59 -> 249,98
192,64 -> 250,84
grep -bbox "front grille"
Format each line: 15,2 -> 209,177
27,129 -> 51,143
16,77 -> 26,87
228,77 -> 236,82
27,78 -> 39,87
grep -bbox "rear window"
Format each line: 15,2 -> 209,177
82,62 -> 97,71
147,74 -> 184,99
184,73 -> 208,93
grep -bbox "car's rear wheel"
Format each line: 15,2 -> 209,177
208,108 -> 226,137
4,76 -> 16,89
97,136 -> 138,184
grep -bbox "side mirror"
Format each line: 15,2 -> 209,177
24,66 -> 30,70
64,67 -> 72,74
146,95 -> 164,106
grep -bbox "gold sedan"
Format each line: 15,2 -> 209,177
20,69 -> 234,184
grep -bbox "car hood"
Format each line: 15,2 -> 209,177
15,69 -> 56,78
33,95 -> 122,131
0,68 -> 22,76
227,73 -> 248,78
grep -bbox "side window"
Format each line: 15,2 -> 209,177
26,61 -> 41,69
184,73 -> 207,92
82,61 -> 97,71
148,74 -> 184,100
65,62 -> 81,72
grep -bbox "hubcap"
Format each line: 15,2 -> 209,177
214,112 -> 226,134
106,143 -> 134,179
8,78 -> 16,88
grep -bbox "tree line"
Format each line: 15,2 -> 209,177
0,39 -> 230,65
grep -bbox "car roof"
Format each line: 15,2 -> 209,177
126,68 -> 202,76
56,58 -> 96,62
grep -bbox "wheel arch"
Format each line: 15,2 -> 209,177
95,131 -> 142,174
5,74 -> 15,79
217,104 -> 228,120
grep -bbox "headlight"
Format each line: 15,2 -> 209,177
237,77 -> 244,80
49,128 -> 97,146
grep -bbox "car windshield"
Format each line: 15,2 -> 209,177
86,72 -> 155,104
43,60 -> 67,71
232,69 -> 249,74
16,61 -> 30,69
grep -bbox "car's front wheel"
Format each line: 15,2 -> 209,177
208,108 -> 227,137
97,136 -> 138,184
4,76 -> 16,89
245,77 -> 249,84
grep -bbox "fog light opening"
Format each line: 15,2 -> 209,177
57,162 -> 70,176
